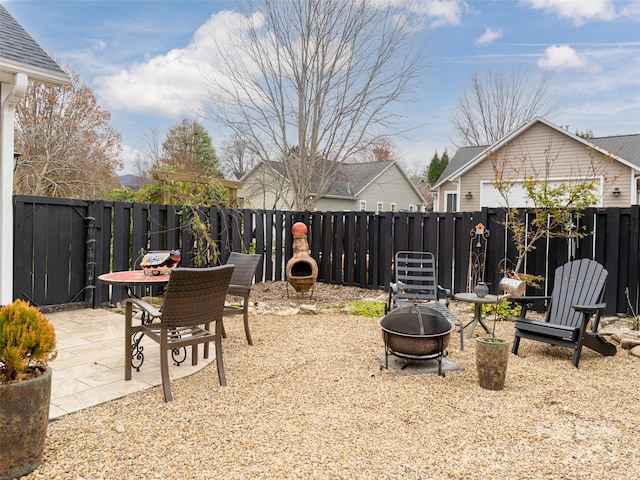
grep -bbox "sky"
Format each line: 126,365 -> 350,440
3,0 -> 640,176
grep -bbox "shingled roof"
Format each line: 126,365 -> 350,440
0,4 -> 68,85
591,134 -> 640,169
250,160 -> 407,198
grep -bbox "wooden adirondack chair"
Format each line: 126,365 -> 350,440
511,258 -> 617,367
386,251 -> 464,350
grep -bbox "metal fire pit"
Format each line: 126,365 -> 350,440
380,304 -> 454,376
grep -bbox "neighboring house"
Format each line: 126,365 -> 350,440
240,160 -> 427,212
431,118 -> 640,212
411,175 -> 433,211
0,4 -> 70,304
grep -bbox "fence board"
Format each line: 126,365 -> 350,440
12,196 -> 640,314
344,213 -> 356,286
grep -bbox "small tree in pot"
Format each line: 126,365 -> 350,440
0,299 -> 57,479
475,278 -> 526,390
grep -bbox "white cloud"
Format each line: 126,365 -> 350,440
93,10 -> 248,118
537,45 -> 589,71
525,0 -> 617,26
117,144 -> 143,175
621,0 -> 640,17
408,0 -> 463,28
475,28 -> 502,45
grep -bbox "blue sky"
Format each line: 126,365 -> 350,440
3,0 -> 640,175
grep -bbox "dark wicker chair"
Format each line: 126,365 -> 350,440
124,265 -> 234,402
223,252 -> 262,345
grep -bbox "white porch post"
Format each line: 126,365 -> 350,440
0,72 -> 27,305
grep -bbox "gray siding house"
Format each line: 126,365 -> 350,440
241,160 -> 427,212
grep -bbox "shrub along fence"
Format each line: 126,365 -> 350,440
13,195 -> 640,315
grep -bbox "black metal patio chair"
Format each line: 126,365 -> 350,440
386,251 -> 464,351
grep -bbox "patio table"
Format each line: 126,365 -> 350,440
98,270 -> 176,370
98,270 -> 170,298
454,292 -> 501,339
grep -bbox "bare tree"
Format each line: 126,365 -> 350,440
14,69 -> 122,199
348,137 -> 401,164
205,0 -> 427,210
219,132 -> 260,179
451,66 -> 557,147
133,128 -> 163,183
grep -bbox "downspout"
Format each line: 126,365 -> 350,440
0,73 -> 28,304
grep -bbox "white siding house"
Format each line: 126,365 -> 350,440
432,118 -> 640,212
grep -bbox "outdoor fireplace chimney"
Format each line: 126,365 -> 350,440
285,222 -> 318,294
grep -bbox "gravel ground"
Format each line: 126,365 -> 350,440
26,282 -> 640,480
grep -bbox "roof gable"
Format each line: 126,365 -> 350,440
434,118 -> 640,189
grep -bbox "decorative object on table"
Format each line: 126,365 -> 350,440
285,222 -> 318,295
0,299 -> 57,480
511,258 -> 616,368
140,249 -> 181,276
474,281 -> 489,298
474,277 -> 522,391
387,250 -> 463,351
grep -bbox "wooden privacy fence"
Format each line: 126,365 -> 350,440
13,195 -> 640,315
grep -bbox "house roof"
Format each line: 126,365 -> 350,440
0,4 -> 69,85
433,117 -> 640,189
242,159 -> 425,201
326,161 -> 394,197
437,145 -> 487,186
590,134 -> 640,168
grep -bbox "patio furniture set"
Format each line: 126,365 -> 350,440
382,250 -> 617,373
99,252 -> 262,402
100,237 -> 617,402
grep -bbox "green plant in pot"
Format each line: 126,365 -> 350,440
0,299 -> 57,480
475,277 -> 525,391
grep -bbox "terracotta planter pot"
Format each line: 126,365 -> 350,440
475,337 -> 509,391
0,368 -> 52,480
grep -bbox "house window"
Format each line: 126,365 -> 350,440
359,200 -> 366,211
408,204 -> 415,212
446,192 -> 457,212
390,203 -> 397,212
376,202 -> 383,214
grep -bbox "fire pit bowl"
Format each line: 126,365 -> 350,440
380,304 -> 454,375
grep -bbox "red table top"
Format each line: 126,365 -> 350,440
98,270 -> 171,285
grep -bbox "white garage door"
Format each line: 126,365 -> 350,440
480,179 -> 602,208
481,181 -> 530,208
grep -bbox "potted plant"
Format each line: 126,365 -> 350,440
0,299 -> 57,480
475,277 -> 524,390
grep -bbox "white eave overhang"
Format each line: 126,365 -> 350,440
0,58 -> 70,86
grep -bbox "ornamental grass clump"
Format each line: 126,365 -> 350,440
0,299 -> 56,384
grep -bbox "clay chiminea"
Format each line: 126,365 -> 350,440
285,222 -> 318,294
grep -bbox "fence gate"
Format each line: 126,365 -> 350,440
13,196 -> 92,311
